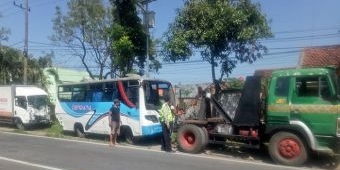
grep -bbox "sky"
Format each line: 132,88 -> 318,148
0,0 -> 340,86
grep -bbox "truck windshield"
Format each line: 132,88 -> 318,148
27,95 -> 48,109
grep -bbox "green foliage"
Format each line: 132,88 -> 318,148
51,0 -> 112,79
109,0 -> 148,76
46,121 -> 64,138
0,46 -> 50,87
109,0 -> 161,76
162,0 -> 273,92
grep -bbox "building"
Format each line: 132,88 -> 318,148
44,67 -> 90,104
299,45 -> 340,76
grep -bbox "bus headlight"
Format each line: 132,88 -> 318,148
145,115 -> 159,123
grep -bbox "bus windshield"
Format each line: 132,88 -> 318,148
144,81 -> 175,110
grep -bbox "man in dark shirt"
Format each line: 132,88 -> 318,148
109,99 -> 121,146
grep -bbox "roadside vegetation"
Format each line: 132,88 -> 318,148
45,121 -> 64,138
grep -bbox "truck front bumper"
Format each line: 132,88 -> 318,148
29,115 -> 51,124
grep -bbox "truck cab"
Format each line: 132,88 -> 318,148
266,67 -> 340,165
175,67 -> 339,166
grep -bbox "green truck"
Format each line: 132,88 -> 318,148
176,67 -> 340,166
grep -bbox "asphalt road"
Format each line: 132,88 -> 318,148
0,131 -> 313,170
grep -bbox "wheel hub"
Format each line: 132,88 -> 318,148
278,139 -> 301,159
182,132 -> 195,146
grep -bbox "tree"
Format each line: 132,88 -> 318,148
0,46 -> 51,87
162,0 -> 272,94
110,0 -> 157,76
51,0 -> 112,80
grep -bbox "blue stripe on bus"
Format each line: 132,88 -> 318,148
60,102 -> 140,130
142,124 -> 162,135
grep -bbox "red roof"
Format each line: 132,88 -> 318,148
300,45 -> 340,67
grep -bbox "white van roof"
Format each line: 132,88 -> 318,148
16,87 -> 48,96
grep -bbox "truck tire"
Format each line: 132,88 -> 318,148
268,132 -> 308,166
199,127 -> 209,149
15,118 -> 26,130
177,124 -> 204,153
74,124 -> 85,138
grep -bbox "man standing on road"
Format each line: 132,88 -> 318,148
109,99 -> 121,146
159,96 -> 175,152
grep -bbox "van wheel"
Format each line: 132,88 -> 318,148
15,118 -> 26,130
74,124 -> 85,138
269,132 -> 308,166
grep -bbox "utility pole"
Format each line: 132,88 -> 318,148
14,0 -> 30,85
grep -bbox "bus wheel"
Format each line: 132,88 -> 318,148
122,127 -> 137,144
177,124 -> 204,153
268,132 -> 308,166
15,118 -> 26,130
74,124 -> 85,138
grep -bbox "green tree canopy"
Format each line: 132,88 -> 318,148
110,0 -> 159,76
0,46 -> 52,87
162,0 -> 272,93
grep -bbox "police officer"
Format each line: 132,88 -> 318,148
159,96 -> 175,152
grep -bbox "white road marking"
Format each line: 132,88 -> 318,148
0,156 -> 66,170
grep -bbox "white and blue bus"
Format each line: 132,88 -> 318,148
55,75 -> 175,143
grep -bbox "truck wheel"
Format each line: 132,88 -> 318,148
268,132 -> 308,166
74,124 -> 85,138
199,127 -> 209,149
15,118 -> 26,130
177,124 -> 204,153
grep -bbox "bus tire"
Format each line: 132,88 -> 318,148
268,132 -> 308,166
74,123 -> 85,138
15,118 -> 26,130
177,124 -> 204,153
122,127 -> 137,144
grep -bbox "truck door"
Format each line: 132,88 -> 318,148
290,75 -> 338,136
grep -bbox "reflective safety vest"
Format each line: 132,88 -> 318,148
159,103 -> 174,123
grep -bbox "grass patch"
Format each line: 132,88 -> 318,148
46,121 -> 64,138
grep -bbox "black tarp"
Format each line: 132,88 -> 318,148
233,76 -> 262,127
